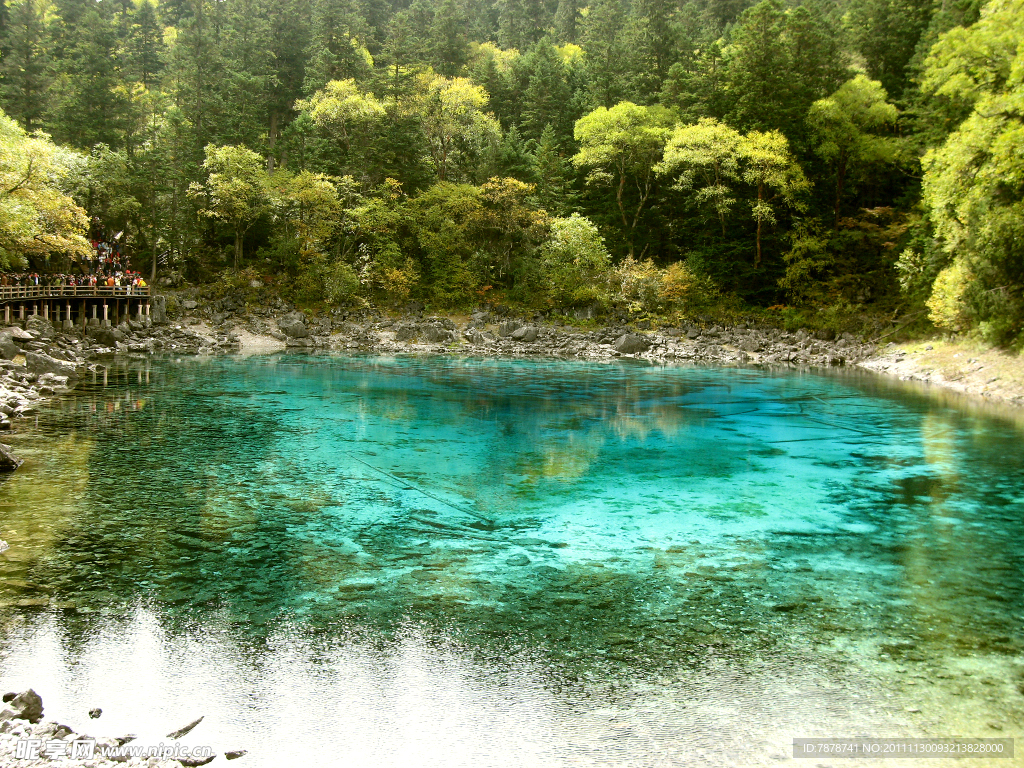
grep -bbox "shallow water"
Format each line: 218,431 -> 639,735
1,355 -> 1022,766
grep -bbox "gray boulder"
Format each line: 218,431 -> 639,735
0,331 -> 18,360
393,323 -> 418,342
88,327 -> 117,347
278,311 -> 309,338
25,351 -> 78,382
7,326 -> 33,341
0,443 -> 22,472
511,326 -> 538,342
24,315 -> 54,340
421,324 -> 453,343
5,689 -> 43,722
498,319 -> 523,337
463,329 -> 492,345
614,333 -> 651,354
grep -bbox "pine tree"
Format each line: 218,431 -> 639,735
553,0 -> 580,44
726,0 -> 791,133
51,7 -> 130,149
0,0 -> 51,131
497,0 -> 549,51
167,0 -> 223,152
532,123 -> 577,214
580,0 -> 631,109
848,0 -> 934,101
629,0 -> 680,97
220,0 -> 278,148
520,39 -> 573,143
427,0 -> 469,77
303,0 -> 371,94
125,0 -> 166,90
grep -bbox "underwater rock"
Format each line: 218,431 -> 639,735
0,443 -> 22,472
506,553 -> 531,566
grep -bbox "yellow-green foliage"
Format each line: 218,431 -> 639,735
0,109 -> 90,268
380,255 -> 420,305
540,213 -> 612,307
612,256 -> 718,314
926,259 -> 972,331
613,256 -> 664,313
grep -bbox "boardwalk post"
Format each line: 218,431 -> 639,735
63,303 -> 74,332
42,303 -> 48,321
3,305 -> 8,324
102,303 -> 110,328
18,304 -> 24,321
90,304 -> 99,327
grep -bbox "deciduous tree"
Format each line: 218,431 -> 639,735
189,143 -> 272,269
572,101 -> 673,257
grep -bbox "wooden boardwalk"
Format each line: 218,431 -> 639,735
0,285 -> 151,302
1,284 -> 152,328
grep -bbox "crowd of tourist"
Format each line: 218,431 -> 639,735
0,271 -> 148,293
1,221 -> 148,294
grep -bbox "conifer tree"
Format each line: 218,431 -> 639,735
0,0 -> 51,131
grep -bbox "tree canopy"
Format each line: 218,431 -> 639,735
0,0 -> 1018,342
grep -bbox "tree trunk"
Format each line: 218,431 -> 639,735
267,112 -> 278,173
616,170 -> 633,258
834,158 -> 847,230
755,182 -> 764,269
234,226 -> 242,271
150,165 -> 158,283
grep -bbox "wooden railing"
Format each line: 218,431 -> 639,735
0,285 -> 151,302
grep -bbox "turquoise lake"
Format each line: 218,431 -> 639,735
1,354 -> 1022,766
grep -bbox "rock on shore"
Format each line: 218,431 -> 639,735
0,688 -> 241,767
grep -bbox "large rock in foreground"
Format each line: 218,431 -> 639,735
614,333 -> 651,354
25,315 -> 54,340
0,689 -> 43,722
511,326 -> 538,342
151,294 -> 167,324
0,443 -> 22,472
25,351 -> 78,382
278,311 -> 309,338
0,331 -> 18,360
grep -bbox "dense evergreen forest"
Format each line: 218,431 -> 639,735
0,0 -> 1021,342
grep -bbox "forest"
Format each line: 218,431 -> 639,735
0,0 -> 1021,343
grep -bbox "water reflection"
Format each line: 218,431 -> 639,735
1,355 -> 1022,766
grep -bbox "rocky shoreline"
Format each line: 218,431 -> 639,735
185,302 -> 878,366
3,296 -> 1023,466
1,688 -> 242,767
